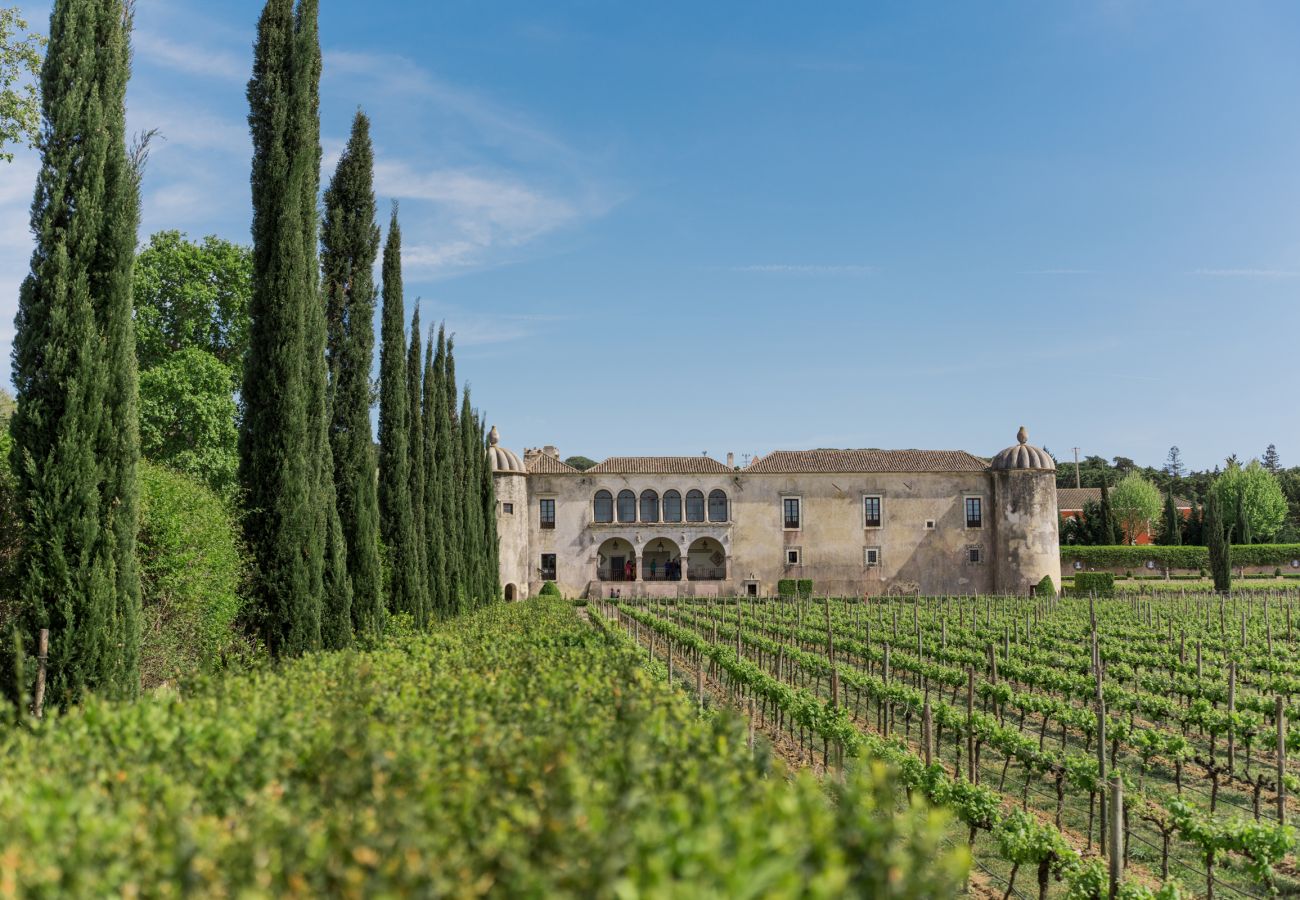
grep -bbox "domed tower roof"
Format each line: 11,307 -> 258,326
991,426 -> 1056,472
487,426 -> 526,474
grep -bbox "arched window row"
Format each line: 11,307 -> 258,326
592,488 -> 728,524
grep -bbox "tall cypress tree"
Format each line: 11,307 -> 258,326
459,390 -> 482,607
240,0 -> 323,655
431,326 -> 457,617
406,306 -> 429,627
1206,489 -> 1232,593
422,328 -> 448,615
1098,478 -> 1119,546
478,415 -> 500,603
1160,491 -> 1182,546
377,210 -> 421,618
442,336 -> 465,610
8,0 -> 142,704
321,110 -> 381,641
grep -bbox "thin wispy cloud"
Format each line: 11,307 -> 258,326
133,30 -> 248,82
729,264 -> 875,275
1192,268 -> 1300,278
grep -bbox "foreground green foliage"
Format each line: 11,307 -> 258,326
0,600 -> 964,897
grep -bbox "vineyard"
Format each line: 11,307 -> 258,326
594,592 -> 1300,899
0,600 -> 966,897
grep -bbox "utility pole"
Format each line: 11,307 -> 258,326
1073,447 -> 1082,490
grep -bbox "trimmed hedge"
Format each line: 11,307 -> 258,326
538,581 -> 561,598
1061,544 -> 1300,569
777,579 -> 814,599
1072,572 -> 1115,596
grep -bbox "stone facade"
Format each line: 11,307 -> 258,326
489,428 -> 1061,600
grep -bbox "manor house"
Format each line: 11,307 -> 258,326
488,426 -> 1060,600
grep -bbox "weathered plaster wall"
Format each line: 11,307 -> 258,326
993,471 -> 1061,594
493,473 -> 530,598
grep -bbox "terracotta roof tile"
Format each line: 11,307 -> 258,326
587,456 -> 733,475
525,454 -> 580,475
744,449 -> 988,474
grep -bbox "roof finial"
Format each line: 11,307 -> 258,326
1017,425 -> 1028,445
489,425 -> 500,447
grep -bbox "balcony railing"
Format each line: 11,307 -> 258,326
687,567 -> 726,581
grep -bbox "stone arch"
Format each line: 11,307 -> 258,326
597,536 -> 636,581
687,536 -> 726,581
639,489 -> 659,523
640,536 -> 682,582
685,489 -> 705,522
708,489 -> 728,522
504,583 -> 517,601
616,489 -> 636,523
593,489 -> 613,523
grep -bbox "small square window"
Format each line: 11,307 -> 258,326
863,496 -> 882,528
502,502 -> 514,515
786,548 -> 801,566
783,497 -> 801,530
864,547 -> 881,567
746,582 -> 759,597
540,553 -> 557,580
539,498 -> 555,529
965,497 -> 983,529
925,520 -> 936,530
967,546 -> 983,564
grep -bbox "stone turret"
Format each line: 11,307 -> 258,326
990,426 -> 1060,595
488,426 -> 529,599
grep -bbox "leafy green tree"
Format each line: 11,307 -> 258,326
139,349 -> 239,497
7,0 -> 141,705
0,7 -> 43,162
1109,472 -> 1162,545
377,210 -> 421,619
1214,460 -> 1288,543
320,110 -> 381,640
1206,488 -> 1232,593
133,231 -> 251,377
564,455 -> 597,472
0,386 -> 14,426
239,0 -> 326,656
1158,490 -> 1182,546
1182,499 -> 1204,546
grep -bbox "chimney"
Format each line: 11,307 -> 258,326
727,452 -> 735,469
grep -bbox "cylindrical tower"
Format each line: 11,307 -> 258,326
487,426 -> 530,600
990,426 -> 1060,595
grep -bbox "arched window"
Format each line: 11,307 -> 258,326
593,490 -> 613,523
617,489 -> 637,523
708,489 -> 728,522
640,490 -> 659,523
663,490 -> 682,523
686,489 -> 705,522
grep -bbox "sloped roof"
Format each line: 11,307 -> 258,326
526,454 -> 580,475
587,456 -> 733,475
1057,487 -> 1192,511
745,449 -> 988,474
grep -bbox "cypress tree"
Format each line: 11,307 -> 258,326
406,306 -> 429,627
321,110 -> 382,640
431,326 -> 457,616
377,210 -> 421,618
459,390 -> 483,607
8,0 -> 142,704
1160,491 -> 1182,546
442,337 -> 465,609
422,328 -> 448,615
478,415 -> 500,602
1098,478 -> 1119,546
1235,491 -> 1253,546
1206,489 -> 1232,593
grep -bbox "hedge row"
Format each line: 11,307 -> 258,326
1061,544 -> 1300,569
0,599 -> 964,896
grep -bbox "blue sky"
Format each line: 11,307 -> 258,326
3,0 -> 1299,471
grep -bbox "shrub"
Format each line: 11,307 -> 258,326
1073,572 -> 1115,596
1035,575 -> 1056,597
538,581 -> 561,598
137,462 -> 247,688
777,579 -> 796,598
797,579 -> 814,598
1060,544 -> 1300,569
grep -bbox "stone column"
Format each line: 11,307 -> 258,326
725,555 -> 732,583
634,554 -> 643,583
681,549 -> 691,583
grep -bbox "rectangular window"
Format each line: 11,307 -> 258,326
539,498 -> 556,529
863,495 -> 882,528
502,502 -> 514,515
965,496 -> 983,529
783,497 -> 801,530
540,553 -> 557,580
786,548 -> 801,566
864,546 -> 880,567
967,546 -> 983,565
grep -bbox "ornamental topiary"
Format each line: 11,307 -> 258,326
539,581 -> 561,598
1035,575 -> 1056,597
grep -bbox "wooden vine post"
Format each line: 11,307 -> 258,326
1109,773 -> 1124,899
922,698 -> 934,767
1278,696 -> 1288,825
1096,658 -> 1108,855
825,598 -> 839,709
1227,661 -> 1236,775
966,666 -> 976,783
